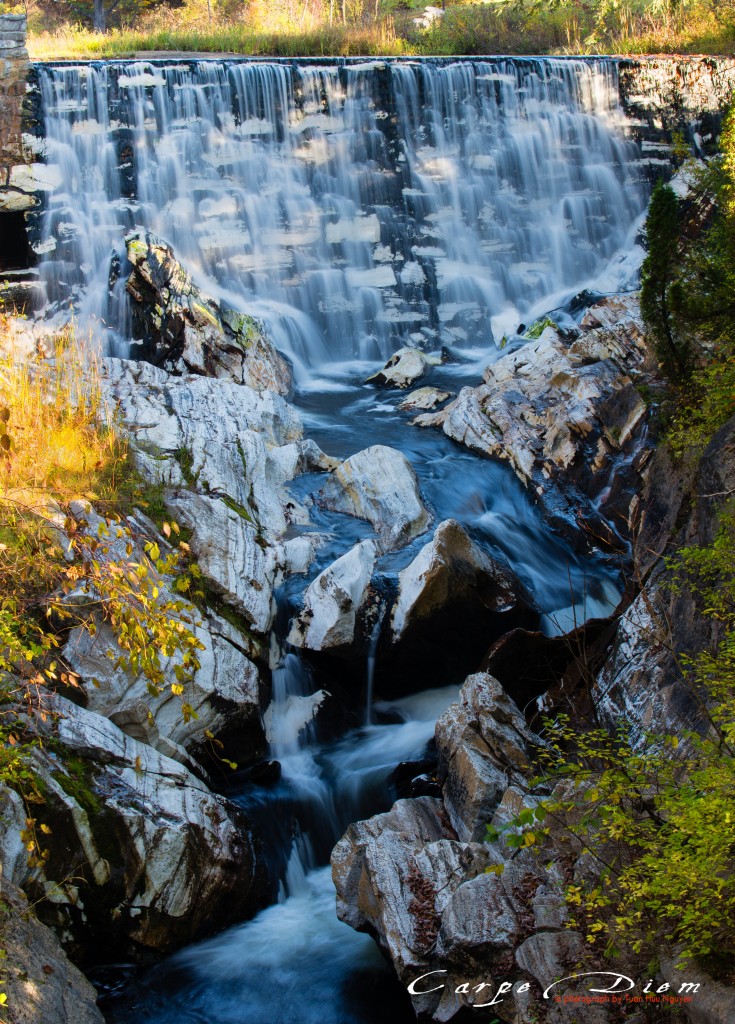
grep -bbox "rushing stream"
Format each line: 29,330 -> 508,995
34,55 -> 654,1023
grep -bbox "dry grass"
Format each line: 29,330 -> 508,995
28,19 -> 410,59
0,323 -> 124,507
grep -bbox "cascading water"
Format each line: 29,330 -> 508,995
36,56 -> 656,1023
36,57 -> 648,371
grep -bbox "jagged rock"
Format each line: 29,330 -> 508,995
27,694 -> 266,960
332,667 -> 614,1023
435,673 -> 536,841
391,519 -> 534,642
288,539 -> 377,651
332,796 -> 488,974
100,357 -> 315,540
316,445 -> 431,553
414,295 -> 651,551
398,387 -> 453,412
99,358 -> 329,647
367,348 -> 432,388
0,878 -> 105,1024
123,231 -> 291,394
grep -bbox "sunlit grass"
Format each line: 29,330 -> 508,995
28,20 -> 412,59
27,5 -> 735,60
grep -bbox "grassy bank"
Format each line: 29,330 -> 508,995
25,2 -> 735,60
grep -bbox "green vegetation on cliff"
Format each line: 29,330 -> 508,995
0,326 -> 203,850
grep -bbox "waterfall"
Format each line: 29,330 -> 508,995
35,57 -> 649,367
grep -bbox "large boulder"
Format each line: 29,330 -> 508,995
391,521 -> 529,642
25,694 -> 267,961
367,347 -> 433,389
381,520 -> 538,693
0,878 -> 105,1024
123,231 -> 291,394
316,445 -> 431,553
332,796 -> 489,976
414,295 -> 652,552
331,673 -> 602,1023
288,539 -> 377,652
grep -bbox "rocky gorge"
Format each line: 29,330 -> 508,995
0,32 -> 734,1024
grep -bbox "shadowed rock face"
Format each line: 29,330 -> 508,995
21,694 -> 268,963
378,520 -> 539,696
123,231 -> 292,395
0,878 -> 105,1024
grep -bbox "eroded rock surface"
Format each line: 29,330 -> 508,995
25,694 -> 266,960
316,445 -> 431,553
414,295 -> 651,550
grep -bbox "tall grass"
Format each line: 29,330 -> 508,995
0,326 -> 123,507
28,3 -> 735,60
29,19 -> 410,58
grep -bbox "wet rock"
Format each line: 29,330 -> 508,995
594,416 -> 735,746
436,673 -> 536,842
367,347 -> 432,388
398,386 -> 453,412
28,693 -> 266,960
594,583 -> 708,746
316,445 -> 431,553
0,878 -> 105,1024
288,539 -> 377,651
414,295 -> 651,552
124,231 -> 291,394
391,519 -> 534,642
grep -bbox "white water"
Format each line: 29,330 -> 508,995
36,57 -> 649,373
